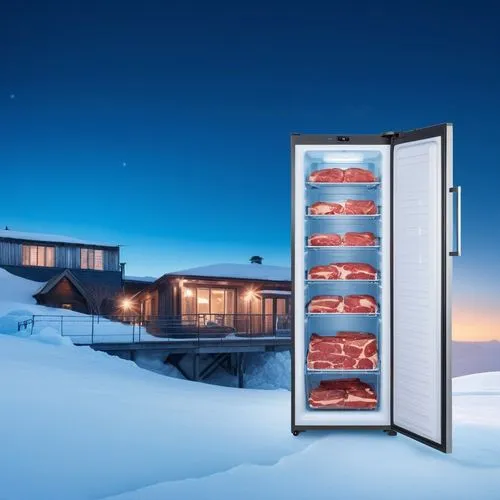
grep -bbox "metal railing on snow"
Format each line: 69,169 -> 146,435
16,313 -> 291,345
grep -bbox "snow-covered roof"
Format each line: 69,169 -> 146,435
0,229 -> 118,247
168,263 -> 291,282
124,275 -> 157,283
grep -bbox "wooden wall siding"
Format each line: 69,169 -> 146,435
38,277 -> 89,314
0,241 -> 22,265
55,246 -> 79,269
0,240 -> 119,271
104,250 -> 119,272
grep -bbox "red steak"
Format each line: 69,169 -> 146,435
308,265 -> 340,280
309,201 -> 345,215
344,199 -> 377,215
308,295 -> 343,313
308,263 -> 377,280
344,168 -> 376,183
307,332 -> 378,370
309,168 -> 344,183
309,377 -> 377,409
308,233 -> 342,246
343,232 -> 377,246
344,295 -> 377,313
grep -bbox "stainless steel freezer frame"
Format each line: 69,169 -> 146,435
291,125 -> 458,453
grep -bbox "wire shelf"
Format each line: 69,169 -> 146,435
305,279 -> 379,284
306,366 -> 380,374
307,182 -> 380,189
306,312 -> 380,318
306,214 -> 380,220
306,245 -> 380,251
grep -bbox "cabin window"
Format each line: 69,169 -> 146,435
182,287 -> 236,320
80,248 -> 104,270
61,304 -> 73,310
22,245 -> 55,267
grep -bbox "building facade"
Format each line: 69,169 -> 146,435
135,263 -> 291,336
0,229 -> 123,314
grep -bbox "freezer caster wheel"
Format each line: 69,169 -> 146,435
292,430 -> 301,437
385,430 -> 397,437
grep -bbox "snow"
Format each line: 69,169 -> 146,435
260,289 -> 291,295
0,228 -> 117,247
124,275 -> 157,283
169,263 -> 291,281
0,334 -> 499,500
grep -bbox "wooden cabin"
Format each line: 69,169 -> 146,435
0,229 -> 123,314
135,262 -> 291,337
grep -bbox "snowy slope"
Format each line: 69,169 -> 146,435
0,269 -> 158,343
0,228 -> 117,246
0,334 -> 499,500
169,263 -> 290,281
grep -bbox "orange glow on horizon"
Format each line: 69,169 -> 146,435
452,304 -> 500,341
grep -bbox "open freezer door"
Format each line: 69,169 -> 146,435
391,124 -> 455,453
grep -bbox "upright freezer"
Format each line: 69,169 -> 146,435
291,124 -> 460,453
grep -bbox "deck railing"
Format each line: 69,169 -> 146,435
17,313 -> 291,345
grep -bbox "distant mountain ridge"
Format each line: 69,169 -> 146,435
453,341 -> 500,377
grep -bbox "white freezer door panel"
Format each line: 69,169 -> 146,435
393,137 -> 443,443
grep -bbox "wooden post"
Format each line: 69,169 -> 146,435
237,352 -> 245,388
193,353 -> 200,381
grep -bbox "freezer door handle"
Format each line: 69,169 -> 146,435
449,186 -> 462,257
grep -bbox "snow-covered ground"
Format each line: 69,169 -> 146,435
0,333 -> 499,500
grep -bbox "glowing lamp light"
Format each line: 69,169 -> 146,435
184,288 -> 193,298
244,289 -> 257,302
121,298 -> 133,311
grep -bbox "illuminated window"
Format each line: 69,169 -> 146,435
80,248 -> 104,270
22,245 -> 55,267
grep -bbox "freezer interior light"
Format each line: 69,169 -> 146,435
323,153 -> 364,163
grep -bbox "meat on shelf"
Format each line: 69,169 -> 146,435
307,332 -> 378,370
309,168 -> 344,183
308,168 -> 376,183
308,295 -> 377,314
308,232 -> 376,247
308,263 -> 377,280
308,378 -> 377,409
309,200 -> 377,215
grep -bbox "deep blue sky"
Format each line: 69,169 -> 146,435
0,1 -> 499,324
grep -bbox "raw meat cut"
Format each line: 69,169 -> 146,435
344,199 -> 377,215
308,296 -> 343,313
309,200 -> 377,215
308,378 -> 377,409
308,233 -> 342,246
308,263 -> 377,280
308,264 -> 340,280
308,265 -> 340,280
309,202 -> 344,215
309,168 -> 344,183
344,168 -> 376,183
343,232 -> 377,246
344,295 -> 378,313
307,332 -> 378,370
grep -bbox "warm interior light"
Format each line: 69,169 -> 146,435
121,298 -> 133,310
323,153 -> 364,163
197,297 -> 209,304
184,288 -> 193,298
244,289 -> 258,302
